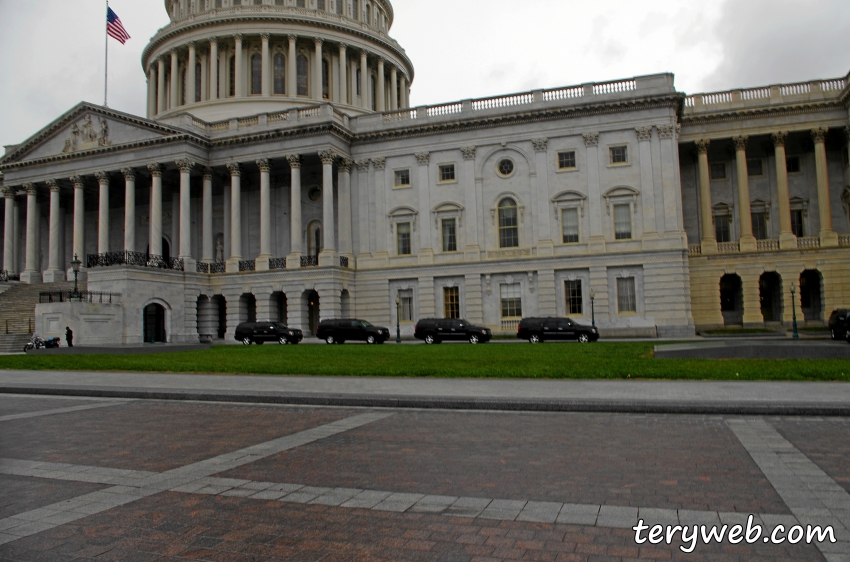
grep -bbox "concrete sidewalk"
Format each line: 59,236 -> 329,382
1,369 -> 848,415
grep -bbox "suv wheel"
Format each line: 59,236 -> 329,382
529,334 -> 542,344
241,337 -> 252,345
325,335 -> 335,344
366,335 -> 376,344
424,334 -> 437,345
468,334 -> 480,344
278,336 -> 288,345
577,333 -> 590,343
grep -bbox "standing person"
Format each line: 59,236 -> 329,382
65,326 -> 73,348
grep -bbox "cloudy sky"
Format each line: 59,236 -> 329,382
0,0 -> 847,154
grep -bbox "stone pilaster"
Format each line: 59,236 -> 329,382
256,158 -> 272,270
121,168 -> 136,253
583,132 -> 605,252
95,171 -> 110,254
226,163 -> 242,272
338,44 -> 348,105
318,150 -> 337,266
3,187 -> 16,274
287,35 -> 297,98
187,42 -> 197,104
202,168 -> 213,262
337,157 -> 353,260
812,127 -> 838,247
732,135 -> 756,252
531,138 -> 553,257
695,139 -> 717,254
260,34 -> 270,97
360,50 -> 368,109
376,58 -> 385,111
233,34 -> 243,98
770,132 -> 796,249
70,175 -> 86,279
287,154 -> 303,266
176,159 -> 195,267
313,37 -> 323,101
209,38 -> 219,101
43,179 -> 64,283
147,164 -> 163,257
157,58 -> 166,113
170,50 -> 179,109
20,183 -> 39,284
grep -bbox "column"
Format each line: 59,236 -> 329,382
256,158 -> 272,270
187,42 -> 197,104
170,50 -> 179,108
287,154 -> 303,264
202,168 -> 213,262
43,180 -> 63,282
583,132 -> 605,252
209,38 -> 219,100
70,176 -> 85,278
226,163 -> 242,272
812,127 -> 838,247
122,168 -> 136,252
338,44 -> 348,105
732,135 -> 756,252
401,75 -> 409,108
3,188 -> 15,274
356,160 -> 371,256
461,146 -> 481,258
695,139 -> 717,254
176,159 -> 195,264
95,171 -> 110,254
360,51 -> 368,109
319,150 -> 336,266
635,127 -> 657,236
157,58 -> 166,114
21,184 -> 39,283
261,33 -> 270,97
233,34 -> 243,98
337,158 -> 353,259
313,37 -> 323,101
390,66 -> 398,111
147,164 -> 163,257
415,153 -> 432,262
200,51 -> 208,101
147,67 -> 156,118
376,58 -> 385,111
531,139 -> 552,256
771,132 -> 796,249
287,35 -> 297,98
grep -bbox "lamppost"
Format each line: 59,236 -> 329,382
589,289 -> 596,328
790,284 -> 799,339
70,254 -> 82,300
395,294 -> 402,344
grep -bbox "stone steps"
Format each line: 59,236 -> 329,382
0,281 -> 84,334
0,334 -> 32,353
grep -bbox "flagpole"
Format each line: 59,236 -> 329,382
104,0 -> 109,107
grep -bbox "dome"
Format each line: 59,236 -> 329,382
142,0 -> 414,122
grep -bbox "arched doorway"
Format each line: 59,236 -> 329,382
307,220 -> 322,259
800,270 -> 823,322
143,303 -> 167,343
720,274 -> 743,326
240,293 -> 257,323
341,289 -> 351,318
216,296 -> 227,339
759,272 -> 782,323
271,292 -> 287,323
306,290 -> 320,335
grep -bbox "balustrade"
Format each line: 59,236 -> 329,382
300,255 -> 318,267
238,260 -> 256,272
86,251 -> 184,271
39,291 -> 121,304
269,257 -> 287,270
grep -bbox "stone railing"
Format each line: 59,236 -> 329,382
797,236 -> 821,249
757,239 -> 780,251
687,244 -> 701,255
87,251 -> 184,271
39,291 -> 121,304
0,270 -> 20,282
717,241 -> 740,254
684,75 -> 848,112
500,319 -> 521,332
839,234 -> 850,247
471,92 -> 534,111
198,104 -> 349,135
339,256 -> 350,268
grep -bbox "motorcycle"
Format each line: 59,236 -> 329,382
23,335 -> 61,351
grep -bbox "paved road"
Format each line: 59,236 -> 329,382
0,393 -> 848,561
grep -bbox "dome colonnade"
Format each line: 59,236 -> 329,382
144,0 -> 413,120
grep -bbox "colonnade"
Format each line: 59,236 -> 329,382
695,128 -> 839,254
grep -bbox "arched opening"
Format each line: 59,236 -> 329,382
306,290 -> 320,335
322,59 -> 330,99
228,55 -> 236,97
195,62 -> 202,102
143,303 -> 167,343
370,75 -> 376,110
240,293 -> 257,324
307,220 -> 322,258
271,291 -> 287,323
251,53 -> 262,95
498,198 -> 519,248
273,53 -> 285,94
341,289 -> 351,317
719,274 -> 743,326
759,272 -> 783,323
296,55 -> 308,96
799,270 -> 823,322
146,238 -> 171,261
216,295 -> 227,339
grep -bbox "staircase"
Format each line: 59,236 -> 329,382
0,281 -> 84,335
0,334 -> 31,353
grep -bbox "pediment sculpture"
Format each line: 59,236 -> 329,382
62,114 -> 112,153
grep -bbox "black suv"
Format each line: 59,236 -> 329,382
316,319 -> 390,344
517,317 -> 599,343
414,318 -> 492,344
828,309 -> 850,340
234,322 -> 303,345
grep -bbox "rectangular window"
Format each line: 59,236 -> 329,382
558,151 -> 576,170
842,147 -> 849,168
786,156 -> 801,173
565,280 -> 583,315
747,158 -> 763,176
441,218 -> 457,252
617,277 -> 637,314
399,289 -> 413,322
562,208 -> 579,243
439,164 -> 456,182
500,284 -> 522,319
610,146 -> 628,164
317,0 -> 325,9
715,215 -> 730,243
396,222 -> 411,255
394,169 -> 410,187
751,212 -> 767,240
791,210 -> 804,237
443,287 -> 459,319
710,162 -> 726,180
613,204 -> 631,240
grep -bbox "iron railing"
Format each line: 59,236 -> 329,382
197,262 -> 210,273
269,257 -> 287,270
210,262 -> 226,273
301,255 -> 318,267
39,291 -> 121,304
86,251 -> 184,271
339,256 -> 350,268
239,260 -> 256,272
0,270 -> 20,282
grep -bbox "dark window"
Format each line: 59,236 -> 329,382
565,280 -> 582,315
317,0 -> 325,9
562,208 -> 579,243
613,204 -> 631,240
251,54 -> 262,95
710,163 -> 726,180
791,210 -> 804,237
296,55 -> 308,96
195,62 -> 202,102
617,278 -> 636,313
500,284 -> 522,318
439,164 -> 455,182
394,170 -> 410,186
181,67 -> 187,105
443,287 -> 459,319
720,276 -> 740,312
747,158 -> 763,176
610,146 -> 628,164
441,219 -> 457,252
322,59 -> 330,99
273,53 -> 285,94
352,0 -> 358,19
786,157 -> 801,173
371,75 -> 376,110
498,159 -> 514,176
558,151 -> 576,169
396,222 -> 411,255
751,212 -> 767,240
498,198 -> 519,248
715,215 -> 730,243
296,0 -> 305,7
356,68 -> 361,96
228,55 -> 235,96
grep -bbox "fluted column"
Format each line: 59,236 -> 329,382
122,168 -> 136,252
71,176 -> 85,277
260,33 -> 270,97
209,38 -> 219,100
170,50 -> 179,108
42,180 -> 63,283
319,150 -> 336,266
338,44 -> 348,105
337,158 -> 353,259
147,164 -> 163,257
256,158 -> 272,270
202,168 -> 213,262
390,66 -> 398,111
695,139 -> 717,254
771,132 -> 796,249
234,34 -> 243,98
21,184 -> 39,283
226,163 -> 242,272
200,51 -> 208,101
3,188 -> 15,274
147,67 -> 156,118
313,37 -> 323,101
176,159 -> 195,262
186,43 -> 197,104
812,127 -> 838,247
94,171 -> 109,254
732,135 -> 756,252
376,58 -> 385,111
401,75 -> 409,108
287,155 -> 302,264
360,51 -> 368,109
287,35 -> 297,98
157,58 -> 166,114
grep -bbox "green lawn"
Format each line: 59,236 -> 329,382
1,342 -> 848,381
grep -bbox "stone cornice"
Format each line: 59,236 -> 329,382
680,100 -> 845,128
209,122 -> 355,150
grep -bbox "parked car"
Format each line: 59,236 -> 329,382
316,319 -> 390,344
414,318 -> 492,344
517,317 -> 599,343
234,322 -> 303,345
828,309 -> 849,340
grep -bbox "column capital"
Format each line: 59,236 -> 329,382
23,183 -> 37,196
339,42 -> 348,51
635,126 -> 653,142
209,36 -> 218,46
771,131 -> 788,147
260,33 -> 270,42
176,158 -> 196,173
121,167 -> 136,180
319,150 -> 337,165
70,175 -> 85,187
187,41 -> 196,51
695,139 -> 711,153
313,37 -> 324,47
288,34 -> 297,43
233,33 -> 243,42
657,123 -> 680,140
732,135 -> 749,151
45,179 -> 60,192
355,159 -> 370,171
1,186 -> 13,198
286,154 -> 302,169
371,156 -> 386,170
582,132 -> 599,147
414,152 -> 430,165
810,127 -> 828,143
461,146 -> 477,160
338,157 -> 353,173
531,138 -> 548,152
95,171 -> 110,184
147,163 -> 163,177
202,167 -> 214,180
226,162 -> 241,176
256,158 -> 271,172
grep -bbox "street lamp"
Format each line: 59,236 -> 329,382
395,294 -> 402,344
70,254 -> 82,300
790,284 -> 798,339
589,289 -> 596,328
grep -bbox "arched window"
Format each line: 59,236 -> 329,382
251,53 -> 262,95
498,198 -> 519,248
296,0 -> 305,7
336,0 -> 343,14
195,62 -> 202,102
365,2 -> 371,24
317,0 -> 325,9
322,59 -> 330,99
215,0 -> 222,8
352,0 -> 358,19
273,53 -> 285,94
370,75 -> 376,110
228,55 -> 235,97
307,221 -> 323,256
296,55 -> 308,96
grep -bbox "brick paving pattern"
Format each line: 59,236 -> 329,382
0,396 -> 106,417
771,418 -> 850,494
0,475 -> 106,519
224,411 -> 787,513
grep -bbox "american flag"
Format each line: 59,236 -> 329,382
106,7 -> 131,44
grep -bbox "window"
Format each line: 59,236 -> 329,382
399,289 -> 413,322
394,169 -> 410,187
352,0 -> 358,19
500,284 -> 522,319
275,0 -> 283,4
786,156 -> 801,173
251,54 -> 262,95
715,215 -> 730,243
216,0 -> 222,7
751,212 -> 767,240
791,210 -> 804,237
565,280 -> 583,315
296,55 -> 308,96
617,277 -> 636,314
610,146 -> 628,164
181,67 -> 187,105
317,0 -> 325,9
747,158 -> 763,176
371,75 -> 376,110
710,163 -> 726,179
322,59 -> 329,99
296,0 -> 305,6
562,208 -> 579,244
441,218 -> 457,252
498,198 -> 519,248
558,151 -> 576,170
439,164 -> 455,182
497,159 -> 514,176
356,68 -> 361,96
336,0 -> 343,14
195,63 -> 202,102
443,287 -> 459,319
613,204 -> 631,240
273,53 -> 285,94
396,222 -> 411,255
228,55 -> 235,97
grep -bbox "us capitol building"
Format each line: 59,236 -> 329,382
1,0 -> 848,344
